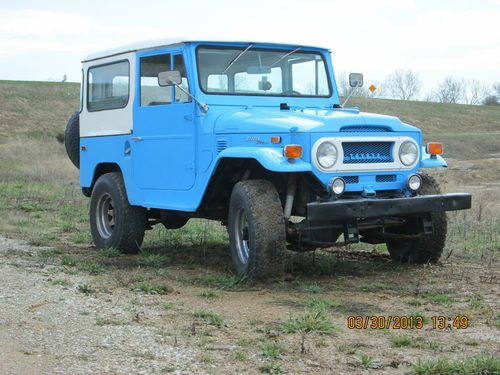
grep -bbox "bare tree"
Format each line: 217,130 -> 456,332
434,76 -> 463,104
493,82 -> 500,97
462,79 -> 488,105
384,69 -> 422,100
336,71 -> 369,98
483,95 -> 499,106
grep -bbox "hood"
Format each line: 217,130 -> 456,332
214,107 -> 419,134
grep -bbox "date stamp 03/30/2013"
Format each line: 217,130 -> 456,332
346,315 -> 470,330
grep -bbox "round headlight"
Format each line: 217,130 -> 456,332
317,142 -> 338,169
399,141 -> 418,166
329,177 -> 346,195
407,174 -> 422,191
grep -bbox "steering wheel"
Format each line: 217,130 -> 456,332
282,90 -> 302,96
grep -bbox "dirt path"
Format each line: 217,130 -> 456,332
0,236 -> 197,375
1,234 -> 499,374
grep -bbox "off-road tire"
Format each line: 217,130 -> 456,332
228,180 -> 286,279
90,172 -> 147,253
64,110 -> 80,169
386,173 -> 447,263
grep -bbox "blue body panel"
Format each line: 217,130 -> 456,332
80,41 -> 447,212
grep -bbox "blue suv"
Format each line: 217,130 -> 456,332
65,40 -> 471,278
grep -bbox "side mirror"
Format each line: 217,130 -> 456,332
349,73 -> 364,88
158,70 -> 182,87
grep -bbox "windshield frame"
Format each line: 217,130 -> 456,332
195,44 -> 333,99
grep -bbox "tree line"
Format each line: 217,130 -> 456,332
337,70 -> 500,106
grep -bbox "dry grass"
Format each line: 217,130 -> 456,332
0,80 -> 499,374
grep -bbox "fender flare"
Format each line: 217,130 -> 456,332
216,147 -> 312,172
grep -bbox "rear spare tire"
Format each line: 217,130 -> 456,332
65,110 -> 80,169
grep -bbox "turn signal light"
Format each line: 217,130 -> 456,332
427,142 -> 443,155
284,144 -> 302,158
271,136 -> 281,144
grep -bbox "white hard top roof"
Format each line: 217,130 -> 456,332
83,38 -> 330,62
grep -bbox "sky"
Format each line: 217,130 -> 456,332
0,0 -> 499,97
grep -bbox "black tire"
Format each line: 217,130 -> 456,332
228,180 -> 286,279
64,110 -> 80,169
89,172 -> 147,253
386,173 -> 447,263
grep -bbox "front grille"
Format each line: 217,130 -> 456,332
343,176 -> 359,184
342,142 -> 394,164
376,174 -> 397,183
340,125 -> 390,133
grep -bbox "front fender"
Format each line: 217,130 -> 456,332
420,146 -> 448,168
217,147 -> 312,172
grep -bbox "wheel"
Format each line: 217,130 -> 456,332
228,180 -> 286,279
64,110 -> 80,169
386,173 -> 447,263
89,172 -> 147,253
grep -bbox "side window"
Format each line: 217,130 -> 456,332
292,58 -> 329,96
173,54 -> 191,103
88,61 -> 129,111
140,54 -> 172,106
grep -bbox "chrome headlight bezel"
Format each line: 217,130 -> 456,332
316,141 -> 338,169
398,140 -> 419,167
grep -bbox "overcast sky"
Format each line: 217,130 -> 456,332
0,0 -> 499,96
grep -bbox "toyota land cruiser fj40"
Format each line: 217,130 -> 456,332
65,40 -> 471,278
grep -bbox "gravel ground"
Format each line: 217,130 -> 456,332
0,236 -> 199,375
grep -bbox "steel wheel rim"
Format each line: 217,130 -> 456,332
96,192 -> 115,239
234,207 -> 250,265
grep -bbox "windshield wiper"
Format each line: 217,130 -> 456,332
270,47 -> 301,67
222,44 -> 253,74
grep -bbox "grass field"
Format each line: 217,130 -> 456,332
0,80 -> 499,374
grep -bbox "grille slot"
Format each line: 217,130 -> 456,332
216,139 -> 228,154
342,142 -> 393,164
340,125 -> 390,133
343,176 -> 359,184
376,174 -> 397,183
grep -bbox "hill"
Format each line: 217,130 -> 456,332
1,80 -> 498,160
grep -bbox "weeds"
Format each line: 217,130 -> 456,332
428,294 -> 454,305
301,283 -> 323,293
279,310 -> 335,334
133,281 -> 173,295
353,352 -> 382,369
198,289 -> 220,300
232,351 -> 248,361
260,340 -> 286,359
259,362 -> 282,374
193,309 -> 225,328
98,247 -> 121,258
96,317 -> 125,326
138,251 -> 168,268
77,284 -> 95,295
51,279 -> 71,287
390,334 -> 417,348
411,355 -> 500,375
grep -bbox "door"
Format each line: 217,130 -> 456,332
133,51 -> 195,190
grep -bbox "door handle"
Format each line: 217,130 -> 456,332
131,137 -> 143,141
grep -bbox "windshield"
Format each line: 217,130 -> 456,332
196,46 -> 331,97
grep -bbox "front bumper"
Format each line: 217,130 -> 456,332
307,193 -> 472,222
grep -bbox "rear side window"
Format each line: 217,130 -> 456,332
87,61 -> 129,111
